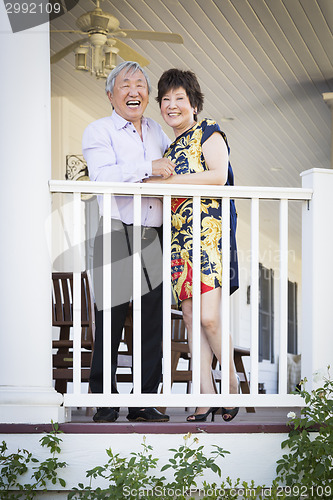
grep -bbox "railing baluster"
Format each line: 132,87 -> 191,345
72,192 -> 81,394
221,197 -> 230,395
279,199 -> 289,394
192,195 -> 201,395
162,195 -> 172,394
132,194 -> 142,395
103,194 -> 112,395
250,198 -> 259,395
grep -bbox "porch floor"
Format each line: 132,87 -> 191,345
56,406 -> 301,434
0,407 -> 301,434
72,406 -> 300,424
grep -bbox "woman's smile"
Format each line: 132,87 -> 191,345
160,86 -> 196,136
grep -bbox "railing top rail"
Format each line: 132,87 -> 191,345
49,180 -> 312,201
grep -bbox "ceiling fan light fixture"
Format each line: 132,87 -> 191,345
74,46 -> 89,71
104,45 -> 119,70
51,0 -> 183,79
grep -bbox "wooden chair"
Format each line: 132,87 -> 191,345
212,348 -> 255,413
170,306 -> 192,389
52,271 -> 95,393
115,303 -> 134,384
114,305 -> 192,390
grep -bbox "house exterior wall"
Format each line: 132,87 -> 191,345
0,431 -> 291,494
50,97 -> 96,273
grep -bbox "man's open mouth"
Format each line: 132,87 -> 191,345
126,100 -> 141,108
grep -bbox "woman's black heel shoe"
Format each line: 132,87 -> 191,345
221,407 -> 239,422
222,375 -> 240,422
186,407 -> 219,422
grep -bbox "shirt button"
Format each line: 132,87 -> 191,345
149,205 -> 152,209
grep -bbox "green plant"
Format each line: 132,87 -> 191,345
68,435 -> 165,499
0,421 -> 67,499
276,366 -> 333,499
161,431 -> 228,498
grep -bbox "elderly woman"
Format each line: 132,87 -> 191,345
146,68 -> 239,422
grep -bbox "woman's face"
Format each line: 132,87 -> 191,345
160,86 -> 196,136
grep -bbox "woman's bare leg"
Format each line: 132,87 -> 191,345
182,298 -> 215,416
181,289 -> 239,417
200,288 -> 238,396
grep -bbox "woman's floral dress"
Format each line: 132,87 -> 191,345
164,118 -> 239,308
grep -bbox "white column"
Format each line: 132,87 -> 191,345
0,4 -> 65,422
301,169 -> 333,390
323,93 -> 333,169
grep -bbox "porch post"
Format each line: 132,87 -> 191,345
322,93 -> 333,169
301,169 -> 333,390
0,5 -> 65,422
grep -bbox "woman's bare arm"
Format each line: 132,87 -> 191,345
145,132 -> 228,185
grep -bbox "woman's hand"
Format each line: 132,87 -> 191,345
152,158 -> 175,179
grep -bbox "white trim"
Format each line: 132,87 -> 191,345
49,180 -> 312,200
63,392 -> 303,407
250,199 -> 259,394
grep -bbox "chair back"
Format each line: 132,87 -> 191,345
52,271 -> 95,393
52,271 -> 95,346
171,306 -> 188,344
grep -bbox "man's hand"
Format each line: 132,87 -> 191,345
152,158 -> 175,179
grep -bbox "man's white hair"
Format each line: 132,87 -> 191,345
105,61 -> 151,94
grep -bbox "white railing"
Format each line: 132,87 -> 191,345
49,180 -> 313,409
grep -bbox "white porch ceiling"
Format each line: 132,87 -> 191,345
50,0 -> 333,258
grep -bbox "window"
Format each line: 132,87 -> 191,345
288,280 -> 298,354
259,264 -> 274,362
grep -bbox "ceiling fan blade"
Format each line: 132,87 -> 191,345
115,30 -> 183,44
50,30 -> 85,33
113,39 -> 150,67
51,38 -> 89,64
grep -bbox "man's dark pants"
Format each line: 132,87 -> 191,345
89,218 -> 163,403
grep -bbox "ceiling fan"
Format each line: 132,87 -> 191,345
51,0 -> 183,78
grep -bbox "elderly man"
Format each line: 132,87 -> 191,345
82,61 -> 174,423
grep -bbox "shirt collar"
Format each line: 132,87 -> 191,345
111,110 -> 149,130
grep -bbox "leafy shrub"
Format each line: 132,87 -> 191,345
276,367 -> 333,499
0,421 -> 66,499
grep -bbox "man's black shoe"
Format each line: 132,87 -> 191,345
93,407 -> 119,423
126,407 -> 170,422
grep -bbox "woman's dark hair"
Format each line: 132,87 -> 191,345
156,68 -> 204,121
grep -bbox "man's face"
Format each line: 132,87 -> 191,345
107,68 -> 149,124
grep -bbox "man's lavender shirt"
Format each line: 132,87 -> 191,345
82,110 -> 170,227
